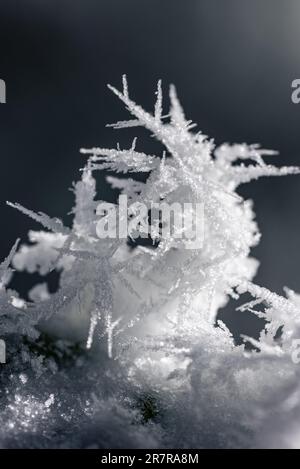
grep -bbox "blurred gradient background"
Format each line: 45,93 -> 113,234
0,0 -> 300,337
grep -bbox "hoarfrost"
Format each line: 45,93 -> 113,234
1,78 -> 300,448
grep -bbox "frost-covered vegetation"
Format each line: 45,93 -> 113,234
1,77 -> 300,448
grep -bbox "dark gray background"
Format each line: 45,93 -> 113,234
0,0 -> 300,336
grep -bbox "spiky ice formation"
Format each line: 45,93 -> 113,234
0,77 -> 300,448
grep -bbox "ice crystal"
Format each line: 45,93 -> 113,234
1,77 -> 300,448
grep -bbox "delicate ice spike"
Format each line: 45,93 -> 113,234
80,147 -> 159,173
107,78 -> 213,164
169,84 -> 187,127
106,119 -> 141,129
86,309 -> 101,350
154,80 -> 163,122
231,164 -> 300,186
7,202 -> 70,235
105,313 -> 122,359
131,137 -> 137,150
238,281 -> 300,316
0,238 -> 20,274
107,80 -> 163,135
241,335 -> 284,356
122,74 -> 128,99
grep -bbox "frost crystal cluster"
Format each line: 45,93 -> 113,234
1,77 -> 300,448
